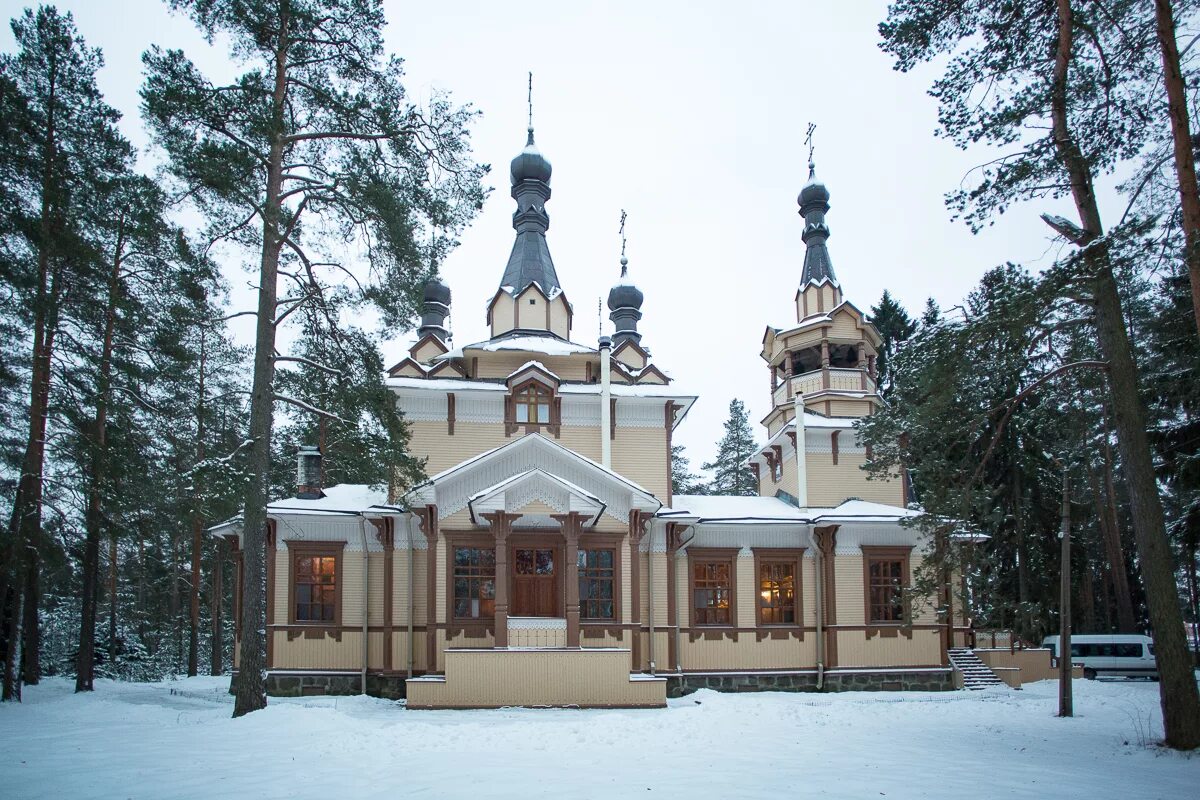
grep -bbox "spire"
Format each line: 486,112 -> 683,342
798,158 -> 837,288
608,209 -> 643,346
500,73 -> 561,297
417,274 -> 451,341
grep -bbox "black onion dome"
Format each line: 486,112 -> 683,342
510,128 -> 552,185
423,275 -> 451,305
607,258 -> 643,310
798,166 -> 830,208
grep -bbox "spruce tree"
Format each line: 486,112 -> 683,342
142,0 -> 485,716
670,444 -> 703,497
870,290 -> 917,399
702,400 -> 759,497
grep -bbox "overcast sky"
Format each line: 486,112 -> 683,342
1,0 -> 1121,476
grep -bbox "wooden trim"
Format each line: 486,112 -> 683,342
283,539 -> 346,643
752,548 -> 805,637
830,430 -> 840,465
508,377 -> 561,436
480,512 -> 520,647
374,519 -> 395,671
628,511 -> 648,668
265,522 -> 277,667
686,548 -> 740,633
814,525 -> 839,667
861,545 -> 914,627
446,392 -> 455,435
415,506 -> 439,671
553,512 -> 587,646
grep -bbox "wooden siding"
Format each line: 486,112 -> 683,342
406,649 -> 666,708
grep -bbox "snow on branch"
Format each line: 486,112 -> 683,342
273,393 -> 349,423
274,354 -> 341,376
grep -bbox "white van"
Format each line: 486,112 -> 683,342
1041,634 -> 1157,680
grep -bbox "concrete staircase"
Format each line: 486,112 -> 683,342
949,648 -> 1005,690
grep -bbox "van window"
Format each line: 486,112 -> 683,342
1148,643 -> 1154,656
1114,643 -> 1142,658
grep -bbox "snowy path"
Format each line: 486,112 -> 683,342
0,675 -> 1196,799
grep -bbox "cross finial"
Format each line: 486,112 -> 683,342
618,209 -> 629,275
527,71 -> 534,132
804,122 -> 817,173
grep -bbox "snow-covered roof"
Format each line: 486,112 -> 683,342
207,483 -> 406,535
660,496 -> 917,525
436,334 -> 595,360
507,360 -> 558,381
466,468 -> 606,526
267,483 -> 405,516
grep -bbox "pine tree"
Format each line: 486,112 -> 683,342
870,290 -> 918,399
702,400 -> 759,497
142,0 -> 485,716
0,6 -> 131,700
880,0 -> 1200,748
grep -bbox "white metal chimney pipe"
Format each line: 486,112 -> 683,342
599,336 -> 612,469
793,393 -> 808,508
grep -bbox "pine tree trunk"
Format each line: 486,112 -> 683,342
234,5 -> 290,718
1093,461 -> 1136,632
1051,0 -> 1200,749
76,213 -> 124,692
107,531 -> 117,666
188,334 -> 207,678
210,538 -> 223,676
1154,0 -> 1200,340
20,559 -> 39,685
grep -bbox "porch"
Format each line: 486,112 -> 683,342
406,647 -> 666,709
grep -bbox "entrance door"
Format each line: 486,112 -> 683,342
511,547 -> 558,617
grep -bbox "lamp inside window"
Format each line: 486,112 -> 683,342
514,384 -> 551,424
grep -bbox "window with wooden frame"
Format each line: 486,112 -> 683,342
287,542 -> 344,626
689,550 -> 737,626
452,546 -> 496,619
754,550 -> 803,625
514,384 -> 551,424
578,548 -> 615,620
863,547 -> 911,624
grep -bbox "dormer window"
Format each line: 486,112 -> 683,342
514,384 -> 551,424
504,364 -> 562,436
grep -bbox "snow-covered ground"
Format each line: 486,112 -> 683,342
1,676 -> 1196,799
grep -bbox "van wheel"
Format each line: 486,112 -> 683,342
1083,668 -> 1097,680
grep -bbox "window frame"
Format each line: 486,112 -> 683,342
752,548 -> 804,627
447,536 -> 498,622
687,548 -> 739,628
577,542 -> 619,622
504,377 -> 561,435
861,545 -> 912,626
286,541 -> 345,627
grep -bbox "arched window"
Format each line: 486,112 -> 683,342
514,384 -> 551,424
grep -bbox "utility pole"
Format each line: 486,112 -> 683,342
1058,459 -> 1073,718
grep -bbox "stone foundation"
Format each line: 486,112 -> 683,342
261,672 -> 410,700
665,668 -> 954,697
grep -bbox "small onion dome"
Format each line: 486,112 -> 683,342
798,162 -> 830,207
510,127 -> 552,185
423,274 -> 451,305
607,257 -> 643,310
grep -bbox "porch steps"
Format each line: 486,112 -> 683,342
948,648 -> 1005,690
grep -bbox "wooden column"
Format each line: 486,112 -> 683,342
628,510 -> 650,669
373,519 -> 395,673
554,512 -> 587,648
265,521 -> 277,669
415,505 -> 439,672
814,525 -> 839,668
666,522 -> 686,671
482,511 -> 519,647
